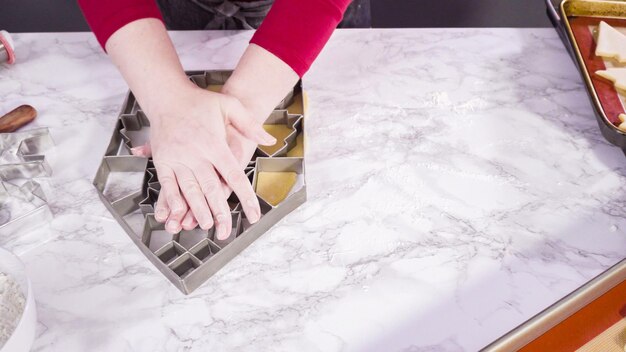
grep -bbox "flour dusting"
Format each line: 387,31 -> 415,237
0,272 -> 25,347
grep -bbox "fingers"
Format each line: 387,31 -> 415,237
181,210 -> 198,231
226,125 -> 257,168
225,98 -> 276,146
211,145 -> 261,225
154,164 -> 187,233
195,164 -> 233,240
174,166 -> 213,231
153,159 -> 242,240
130,142 -> 152,157
154,188 -> 170,223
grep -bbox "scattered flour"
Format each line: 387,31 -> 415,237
0,272 -> 25,348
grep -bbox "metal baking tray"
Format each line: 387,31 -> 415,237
93,70 -> 306,294
482,259 -> 625,351
546,0 -> 626,153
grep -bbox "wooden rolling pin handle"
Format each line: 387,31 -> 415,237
0,105 -> 37,132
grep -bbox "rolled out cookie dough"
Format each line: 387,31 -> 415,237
206,84 -> 223,93
255,172 -> 297,206
286,134 -> 304,157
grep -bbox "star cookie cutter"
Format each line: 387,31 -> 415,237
0,128 -> 54,237
0,179 -> 52,237
0,128 -> 53,180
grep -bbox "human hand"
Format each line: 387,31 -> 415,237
140,81 -> 275,239
132,123 -> 260,232
103,20 -> 283,240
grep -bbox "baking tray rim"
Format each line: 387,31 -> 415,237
560,0 -> 626,137
480,258 -> 625,351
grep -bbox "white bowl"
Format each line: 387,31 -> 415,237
0,247 -> 36,352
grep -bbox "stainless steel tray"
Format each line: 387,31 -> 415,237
93,70 -> 306,294
546,0 -> 626,153
482,259 -> 625,351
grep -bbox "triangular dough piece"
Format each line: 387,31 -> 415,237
596,68 -> 626,91
595,21 -> 626,62
256,172 -> 297,206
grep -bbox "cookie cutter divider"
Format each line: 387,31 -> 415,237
181,192 -> 304,293
189,71 -> 232,89
93,70 -> 306,294
257,111 -> 303,157
188,238 -> 221,262
252,156 -> 305,208
93,156 -> 148,216
119,110 -> 150,150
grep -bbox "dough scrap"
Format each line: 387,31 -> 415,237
256,172 -> 297,206
596,21 -> 626,62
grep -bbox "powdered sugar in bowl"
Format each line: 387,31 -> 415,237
0,247 -> 36,352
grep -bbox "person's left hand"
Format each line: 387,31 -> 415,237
131,122 -> 259,230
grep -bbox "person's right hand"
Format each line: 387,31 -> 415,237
132,122 -> 262,233
103,18 -> 298,239
142,81 -> 276,239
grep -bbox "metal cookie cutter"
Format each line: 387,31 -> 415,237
0,128 -> 54,237
257,110 -> 304,158
94,70 -> 307,294
0,128 -> 53,180
0,180 -> 51,237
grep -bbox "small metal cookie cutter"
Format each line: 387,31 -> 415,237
0,180 -> 52,237
0,128 -> 53,180
0,128 -> 54,237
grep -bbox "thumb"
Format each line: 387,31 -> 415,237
225,99 -> 276,146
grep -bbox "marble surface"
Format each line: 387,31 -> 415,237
0,29 -> 624,351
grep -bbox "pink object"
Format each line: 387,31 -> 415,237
0,30 -> 15,64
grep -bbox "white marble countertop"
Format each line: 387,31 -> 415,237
0,28 -> 624,352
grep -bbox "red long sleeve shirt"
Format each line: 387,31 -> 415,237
78,0 -> 351,77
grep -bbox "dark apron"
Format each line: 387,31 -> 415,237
156,0 -> 371,30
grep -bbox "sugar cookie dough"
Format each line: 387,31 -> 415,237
286,134 -> 304,157
259,124 -> 292,155
206,84 -> 223,93
287,92 -> 304,115
256,172 -> 297,206
596,21 -> 626,62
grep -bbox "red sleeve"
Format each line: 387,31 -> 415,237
251,0 -> 351,77
78,0 -> 349,76
77,0 -> 164,50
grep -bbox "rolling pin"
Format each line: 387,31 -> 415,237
0,105 -> 37,132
